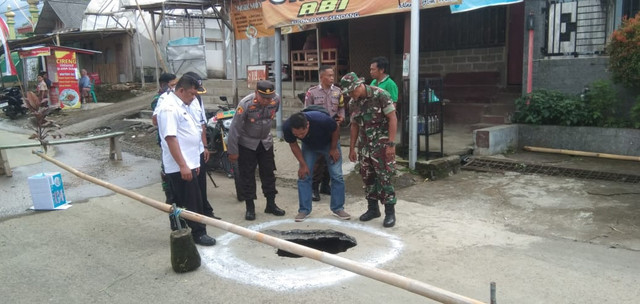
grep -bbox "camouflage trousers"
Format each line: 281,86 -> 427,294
358,147 -> 396,205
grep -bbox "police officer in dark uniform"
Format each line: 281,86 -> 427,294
227,80 -> 286,221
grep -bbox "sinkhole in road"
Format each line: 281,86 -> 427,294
264,229 -> 357,258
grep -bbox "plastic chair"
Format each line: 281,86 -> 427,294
90,79 -> 97,103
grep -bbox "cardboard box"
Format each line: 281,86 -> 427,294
28,172 -> 68,210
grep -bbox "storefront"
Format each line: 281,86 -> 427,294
17,46 -> 101,109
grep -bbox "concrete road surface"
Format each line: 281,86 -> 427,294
1,120 -> 639,303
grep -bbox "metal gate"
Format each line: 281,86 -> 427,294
544,0 -> 609,57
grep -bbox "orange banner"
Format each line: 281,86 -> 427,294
231,0 -> 317,39
262,0 -> 462,28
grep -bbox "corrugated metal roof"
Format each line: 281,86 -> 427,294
34,0 -> 91,34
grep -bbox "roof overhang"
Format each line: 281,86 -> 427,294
5,29 -> 132,54
16,45 -> 102,58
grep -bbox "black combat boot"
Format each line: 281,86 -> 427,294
359,199 -> 381,222
312,183 -> 321,201
383,204 -> 396,228
245,199 -> 256,221
265,196 -> 286,216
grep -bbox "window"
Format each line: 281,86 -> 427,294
622,0 -> 640,18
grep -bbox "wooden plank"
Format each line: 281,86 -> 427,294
0,149 -> 11,177
0,132 -> 125,176
0,132 -> 125,149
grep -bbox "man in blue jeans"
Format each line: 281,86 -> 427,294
283,111 -> 350,222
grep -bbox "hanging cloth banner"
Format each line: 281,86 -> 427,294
450,0 -> 523,13
0,17 -> 17,76
261,0 -> 461,29
231,0 -> 314,40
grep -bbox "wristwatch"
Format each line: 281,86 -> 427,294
386,141 -> 396,147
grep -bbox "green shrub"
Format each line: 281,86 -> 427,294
607,13 -> 640,89
631,97 -> 640,128
581,80 -> 620,126
513,90 -> 590,126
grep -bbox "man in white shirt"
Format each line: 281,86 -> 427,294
157,75 -> 216,246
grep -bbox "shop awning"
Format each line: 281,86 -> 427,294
16,45 -> 102,59
260,0 -> 461,29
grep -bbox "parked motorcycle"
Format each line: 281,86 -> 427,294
0,87 -> 26,119
205,96 -> 243,200
206,96 -> 236,178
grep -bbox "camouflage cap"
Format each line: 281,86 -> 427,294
340,72 -> 364,94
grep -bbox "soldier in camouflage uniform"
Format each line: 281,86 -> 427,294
341,72 -> 398,228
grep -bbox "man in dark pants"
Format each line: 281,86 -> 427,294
183,71 -> 221,221
227,80 -> 286,221
157,75 -> 216,246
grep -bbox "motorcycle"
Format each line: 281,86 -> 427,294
0,87 -> 26,119
205,96 -> 236,179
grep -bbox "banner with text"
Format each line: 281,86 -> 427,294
450,0 -> 522,13
261,0 -> 461,29
231,0 -> 313,39
55,51 -> 81,109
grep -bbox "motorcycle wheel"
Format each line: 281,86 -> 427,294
3,107 -> 17,120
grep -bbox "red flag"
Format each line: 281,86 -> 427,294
0,18 -> 17,76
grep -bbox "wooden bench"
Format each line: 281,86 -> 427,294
0,131 -> 124,177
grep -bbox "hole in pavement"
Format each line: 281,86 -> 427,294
264,229 -> 357,258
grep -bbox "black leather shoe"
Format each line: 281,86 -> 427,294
265,205 -> 286,216
312,190 -> 321,201
245,210 -> 256,221
194,234 -> 216,246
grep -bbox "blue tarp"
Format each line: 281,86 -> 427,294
167,37 -> 201,46
450,0 -> 522,13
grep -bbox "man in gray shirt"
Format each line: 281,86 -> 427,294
227,80 -> 286,221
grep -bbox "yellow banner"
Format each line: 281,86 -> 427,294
262,0 -> 462,28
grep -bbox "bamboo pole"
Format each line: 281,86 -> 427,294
523,146 -> 640,162
33,150 -> 485,304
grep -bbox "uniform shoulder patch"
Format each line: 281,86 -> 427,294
237,106 -> 244,114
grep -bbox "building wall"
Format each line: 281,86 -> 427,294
419,47 -> 506,78
348,14 -> 395,79
92,34 -> 133,83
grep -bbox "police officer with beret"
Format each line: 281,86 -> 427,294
227,80 -> 286,221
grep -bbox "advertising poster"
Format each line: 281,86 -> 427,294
55,51 -> 81,109
231,0 -> 275,40
230,0 -> 311,39
247,65 -> 268,88
261,0 -> 461,29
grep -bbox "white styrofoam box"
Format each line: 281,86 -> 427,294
28,172 -> 68,210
